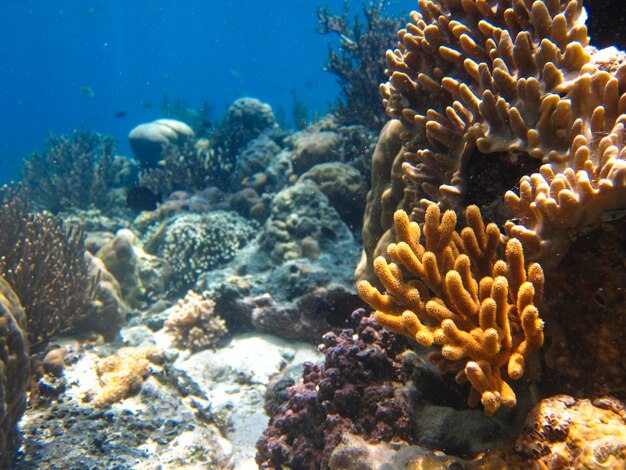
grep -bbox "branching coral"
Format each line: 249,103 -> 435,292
357,204 -> 544,415
377,0 -> 626,264
21,129 -> 124,213
0,186 -> 96,350
165,290 -> 227,352
318,1 -> 404,130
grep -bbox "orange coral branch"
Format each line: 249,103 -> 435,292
357,204 -> 544,415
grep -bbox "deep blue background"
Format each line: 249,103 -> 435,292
0,0 -> 410,183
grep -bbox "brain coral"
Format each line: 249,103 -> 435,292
0,278 -> 29,469
153,211 -> 258,293
371,0 -> 626,266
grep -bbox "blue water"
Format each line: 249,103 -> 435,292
0,0 -> 410,184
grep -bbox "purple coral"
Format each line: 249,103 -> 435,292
256,309 -> 417,469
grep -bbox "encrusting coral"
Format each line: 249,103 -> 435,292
165,290 -> 227,352
90,346 -> 164,407
374,0 -> 626,265
510,395 -> 626,467
357,203 -> 544,415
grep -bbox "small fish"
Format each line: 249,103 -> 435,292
242,172 -> 268,188
114,111 -> 127,118
80,85 -> 95,98
126,186 -> 161,211
339,33 -> 355,47
142,101 -> 153,109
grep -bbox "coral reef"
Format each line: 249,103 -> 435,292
138,138 -> 216,196
160,95 -> 214,136
328,434 -> 471,470
139,98 -> 282,195
232,135 -> 283,190
89,346 -> 164,407
78,253 -> 127,341
21,129 -> 127,213
208,97 -> 278,191
356,119 -> 408,283
149,210 -> 258,293
0,186 -> 96,349
247,284 -> 363,343
317,1 -> 404,130
358,204 -> 544,415
165,290 -> 227,352
0,278 -> 29,470
299,162 -> 367,230
289,130 -> 342,175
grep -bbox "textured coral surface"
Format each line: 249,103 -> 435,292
362,0 -> 626,268
0,279 -> 29,470
256,310 -> 417,469
90,346 -> 164,407
513,395 -> 626,468
165,290 -> 227,352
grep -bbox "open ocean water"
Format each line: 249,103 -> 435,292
0,0 -> 408,183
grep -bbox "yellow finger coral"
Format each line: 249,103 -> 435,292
357,204 -> 544,415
